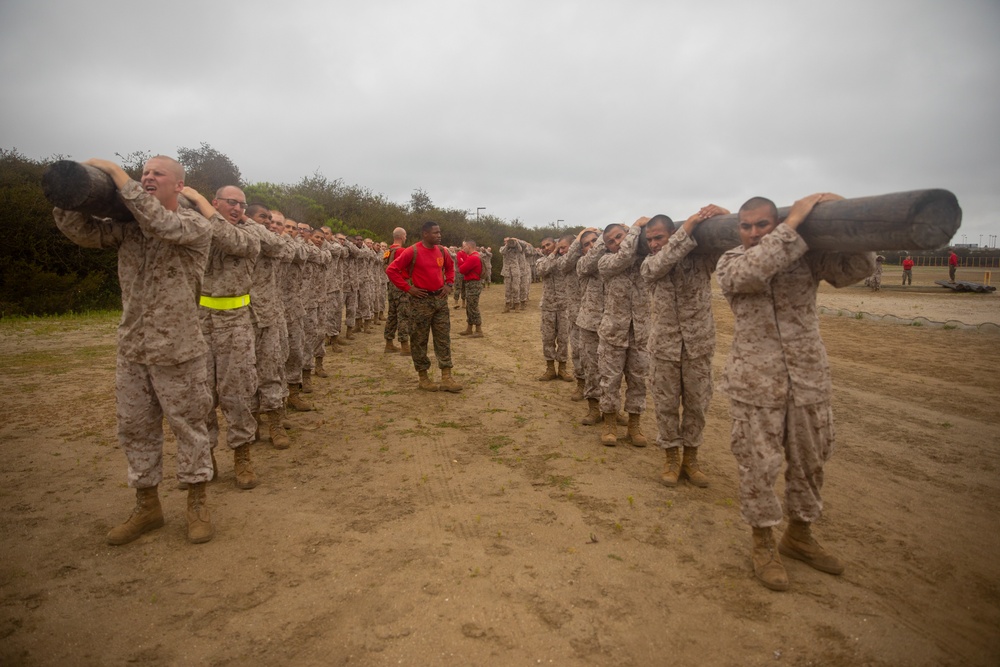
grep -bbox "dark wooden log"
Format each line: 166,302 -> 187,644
41,160 -> 136,221
687,189 -> 962,253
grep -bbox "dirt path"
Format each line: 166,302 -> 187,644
1,280 -> 998,666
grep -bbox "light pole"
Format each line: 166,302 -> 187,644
557,219 -> 564,228
476,207 -> 485,222
980,234 -> 983,248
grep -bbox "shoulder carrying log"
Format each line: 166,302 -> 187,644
41,160 -> 137,221
688,189 -> 962,253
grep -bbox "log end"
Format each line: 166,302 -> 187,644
41,160 -> 92,209
911,189 -> 962,250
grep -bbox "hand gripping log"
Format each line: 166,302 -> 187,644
686,189 -> 961,253
41,159 -> 194,221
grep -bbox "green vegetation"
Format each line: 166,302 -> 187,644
1,145 -> 575,318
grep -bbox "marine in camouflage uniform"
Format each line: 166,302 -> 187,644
575,231 -> 606,425
457,240 -> 484,337
279,219 -> 314,409
535,238 -> 573,381
597,223 -> 650,447
517,241 -> 533,306
384,229 -> 411,353
244,206 -> 294,449
499,238 -> 524,311
556,235 -> 585,396
481,248 -> 493,287
53,157 -> 215,545
300,226 -> 332,385
717,193 -> 874,591
202,187 -> 261,490
640,209 -> 726,488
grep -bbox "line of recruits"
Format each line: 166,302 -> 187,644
51,156 -> 491,550
522,197 -> 873,592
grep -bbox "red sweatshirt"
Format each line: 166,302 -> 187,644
386,242 -> 454,292
459,252 -> 482,281
902,258 -> 914,271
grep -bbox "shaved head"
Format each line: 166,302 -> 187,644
146,155 -> 184,181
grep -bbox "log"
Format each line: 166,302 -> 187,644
41,160 -> 137,221
686,189 -> 962,253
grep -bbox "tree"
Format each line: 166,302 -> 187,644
410,188 -> 433,215
176,143 -> 242,197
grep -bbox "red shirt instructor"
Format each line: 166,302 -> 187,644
386,221 -> 463,393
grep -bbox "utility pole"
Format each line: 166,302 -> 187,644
557,219 -> 564,228
476,207 -> 485,222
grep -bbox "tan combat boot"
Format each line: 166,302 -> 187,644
328,339 -> 342,354
557,361 -> 574,382
601,413 -> 618,446
266,410 -> 290,449
570,377 -> 585,401
660,447 -> 682,487
363,318 -> 374,333
234,443 -> 258,490
625,413 -> 648,447
616,411 -> 628,426
399,341 -> 411,356
301,369 -> 314,393
287,383 -> 314,411
537,360 -> 557,381
439,368 -> 463,393
503,303 -> 511,313
454,301 -> 462,310
581,398 -> 601,425
458,324 -> 473,336
418,370 -> 438,391
752,527 -> 789,591
106,486 -> 164,545
314,356 -> 328,378
345,325 -> 356,340
471,325 -> 484,338
186,482 -> 215,544
335,333 -> 349,346
778,519 -> 845,575
384,339 -> 399,353
681,446 -> 709,488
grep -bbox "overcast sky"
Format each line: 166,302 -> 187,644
2,0 -> 997,245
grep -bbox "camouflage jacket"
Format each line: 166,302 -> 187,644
575,236 -> 606,332
716,223 -> 875,407
640,227 -> 716,362
245,220 -> 292,329
597,226 -> 649,348
536,252 -> 568,311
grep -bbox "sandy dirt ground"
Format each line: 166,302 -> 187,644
1,265 -> 998,666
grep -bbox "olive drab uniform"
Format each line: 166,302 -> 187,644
716,223 -> 874,527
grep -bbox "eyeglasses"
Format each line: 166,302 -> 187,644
218,198 -> 247,209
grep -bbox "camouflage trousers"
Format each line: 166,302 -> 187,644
204,321 -> 258,451
578,328 -> 601,400
729,398 -> 835,527
453,271 -> 465,303
902,269 -> 912,285
650,351 -> 713,450
360,280 -> 375,320
116,354 -> 213,488
324,290 -> 344,337
378,281 -> 387,314
409,293 -> 453,372
540,308 -> 570,362
386,285 -> 411,343
464,280 -> 483,326
569,305 -> 583,379
598,327 -> 649,414
504,275 -> 519,307
518,271 -> 530,303
284,309 -> 305,384
344,288 -> 358,328
303,305 -> 322,369
252,321 -> 288,413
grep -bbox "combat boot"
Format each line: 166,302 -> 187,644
328,340 -> 342,354
752,527 -> 789,591
399,341 -> 411,356
778,519 -> 845,575
106,486 -> 164,545
537,360 -> 557,381
471,325 -> 484,338
335,334 -> 349,346
601,413 -> 618,446
363,318 -> 374,333
519,301 -> 527,311
186,482 -> 215,544
266,409 -> 290,449
314,357 -> 328,378
345,325 -> 356,340
287,383 -> 314,411
581,398 -> 601,425
625,413 -> 648,447
458,324 -> 473,336
418,370 -> 438,392
616,411 -> 628,426
439,368 -> 463,393
234,443 -> 258,490
301,369 -> 314,393
570,377 -> 585,401
503,303 -> 511,313
384,339 -> 399,353
454,301 -> 462,310
660,447 -> 682,487
557,361 -> 574,382
681,446 -> 709,488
